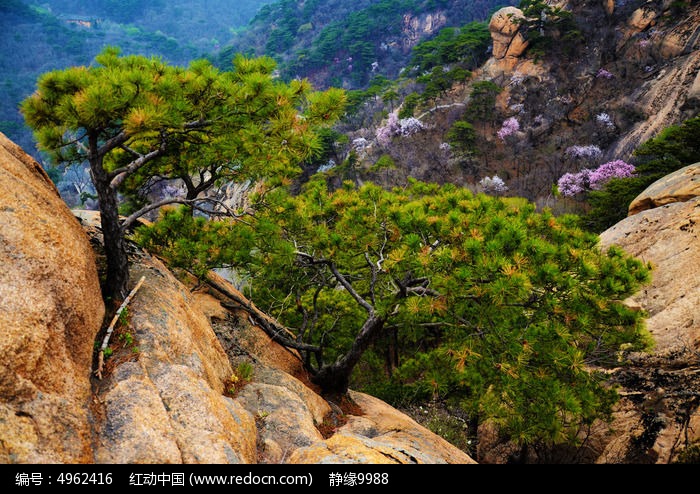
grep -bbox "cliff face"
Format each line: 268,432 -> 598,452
0,132 -> 475,465
0,132 -> 105,463
597,163 -> 700,464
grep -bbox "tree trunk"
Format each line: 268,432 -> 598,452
312,312 -> 385,395
90,151 -> 130,303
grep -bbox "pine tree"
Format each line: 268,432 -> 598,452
22,47 -> 345,302
138,178 -> 652,448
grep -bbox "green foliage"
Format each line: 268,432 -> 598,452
464,80 -> 502,126
133,206 -> 257,280
236,361 -> 255,381
399,92 -> 421,119
144,176 -> 652,448
370,154 -> 396,173
225,360 -> 255,397
22,46 -> 345,299
409,21 -> 491,74
516,0 -> 582,59
447,120 -> 476,152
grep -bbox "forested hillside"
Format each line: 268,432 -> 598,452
6,0 -> 700,463
0,0 -> 272,156
214,0 -> 518,89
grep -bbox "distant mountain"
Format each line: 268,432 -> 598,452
214,0 -> 518,90
1,0 -> 272,158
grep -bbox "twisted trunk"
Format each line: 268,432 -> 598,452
312,312 -> 386,395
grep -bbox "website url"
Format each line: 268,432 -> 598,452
189,472 -> 312,486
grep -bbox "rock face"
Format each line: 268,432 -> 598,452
488,7 -> 529,64
0,132 -> 105,463
597,166 -> 700,464
628,163 -> 700,216
0,133 -> 474,464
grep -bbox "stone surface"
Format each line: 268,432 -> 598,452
599,181 -> 700,463
287,391 -> 476,464
601,197 -> 700,356
89,254 -> 258,464
628,163 -> 700,216
489,7 -> 528,61
0,132 -> 105,463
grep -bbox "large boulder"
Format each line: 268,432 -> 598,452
0,132 -> 105,463
488,7 -> 529,61
628,163 -> 700,216
599,170 -> 700,463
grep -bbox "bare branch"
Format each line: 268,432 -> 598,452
119,197 -> 194,231
205,274 -> 321,357
295,251 -> 374,313
109,144 -> 167,189
97,130 -> 130,157
94,275 -> 146,379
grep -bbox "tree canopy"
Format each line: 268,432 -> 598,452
21,47 -> 345,301
137,177 -> 652,448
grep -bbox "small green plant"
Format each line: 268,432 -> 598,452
118,306 -> 130,326
236,361 -> 254,381
224,361 -> 255,398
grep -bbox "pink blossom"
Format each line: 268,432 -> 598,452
557,160 -> 635,196
557,169 -> 591,197
376,112 -> 424,146
497,117 -> 520,142
588,160 -> 636,190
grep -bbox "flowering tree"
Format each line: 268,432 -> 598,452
596,113 -> 615,131
497,117 -> 520,142
589,160 -> 636,190
557,169 -> 591,197
557,160 -> 635,197
376,111 -> 425,147
564,145 -> 603,160
479,175 -> 508,194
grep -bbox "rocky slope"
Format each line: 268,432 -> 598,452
0,131 -> 475,464
341,0 -> 700,207
2,129 -> 699,464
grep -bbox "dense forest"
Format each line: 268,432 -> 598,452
216,0 -> 518,89
0,0 -> 272,154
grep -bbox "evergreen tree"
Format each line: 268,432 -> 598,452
138,178 -> 652,448
22,47 -> 345,302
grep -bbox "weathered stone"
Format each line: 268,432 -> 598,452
628,163 -> 700,216
489,7 -> 528,60
287,391 -> 476,464
628,6 -> 658,32
0,132 -> 104,463
91,255 -> 258,464
601,197 -> 700,355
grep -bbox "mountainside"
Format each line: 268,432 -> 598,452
312,0 -> 700,215
2,0 -> 700,465
215,0 -> 519,89
2,128 -> 698,464
0,0 -> 273,157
